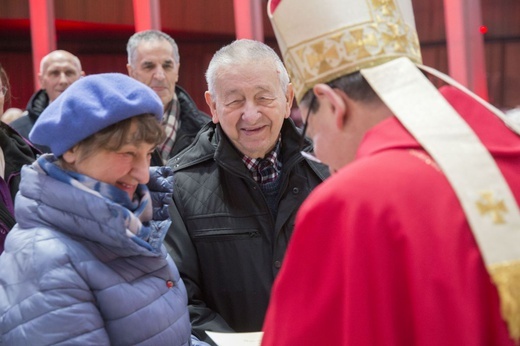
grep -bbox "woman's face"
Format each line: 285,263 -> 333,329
63,121 -> 155,199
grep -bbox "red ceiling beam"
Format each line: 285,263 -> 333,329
443,0 -> 489,100
133,0 -> 161,32
233,0 -> 264,41
29,0 -> 56,91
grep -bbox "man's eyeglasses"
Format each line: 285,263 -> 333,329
299,93 -> 316,148
299,94 -> 322,163
0,86 -> 7,97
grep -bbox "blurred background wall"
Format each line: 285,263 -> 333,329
0,0 -> 519,114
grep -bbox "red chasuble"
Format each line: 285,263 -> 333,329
261,86 -> 520,346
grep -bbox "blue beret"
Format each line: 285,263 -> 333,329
29,73 -> 163,156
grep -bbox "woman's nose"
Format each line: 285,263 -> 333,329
132,155 -> 151,184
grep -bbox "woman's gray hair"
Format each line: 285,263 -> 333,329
205,39 -> 290,98
126,30 -> 180,66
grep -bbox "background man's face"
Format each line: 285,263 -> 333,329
40,53 -> 83,102
127,39 -> 180,109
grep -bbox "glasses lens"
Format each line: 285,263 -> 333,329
1,86 -> 6,96
299,94 -> 316,149
299,121 -> 309,148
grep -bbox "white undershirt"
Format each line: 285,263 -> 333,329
0,146 -> 5,179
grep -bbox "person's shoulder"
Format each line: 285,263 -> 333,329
1,108 -> 24,124
167,123 -> 216,170
8,112 -> 31,131
0,122 -> 39,159
321,151 -> 422,196
175,84 -> 200,112
193,110 -> 212,127
303,150 -> 444,225
176,85 -> 211,125
304,159 -> 330,181
23,226 -> 72,249
3,226 -> 78,270
1,226 -> 92,313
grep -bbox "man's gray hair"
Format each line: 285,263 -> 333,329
126,30 -> 180,66
205,39 -> 290,98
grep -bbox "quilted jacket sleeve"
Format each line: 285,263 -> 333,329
0,230 -> 110,345
148,166 -> 174,221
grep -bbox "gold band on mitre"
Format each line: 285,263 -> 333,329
268,0 -> 422,103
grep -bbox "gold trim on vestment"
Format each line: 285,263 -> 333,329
489,260 -> 520,344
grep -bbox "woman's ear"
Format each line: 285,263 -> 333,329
62,147 -> 78,164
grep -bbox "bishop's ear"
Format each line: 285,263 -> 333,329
313,84 -> 348,130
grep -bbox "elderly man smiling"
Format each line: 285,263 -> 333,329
164,39 -> 329,345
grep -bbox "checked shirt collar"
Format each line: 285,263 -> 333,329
242,135 -> 282,185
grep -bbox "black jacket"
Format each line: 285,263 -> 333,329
150,85 -> 210,166
165,119 -> 329,343
10,89 -> 51,153
0,122 -> 38,252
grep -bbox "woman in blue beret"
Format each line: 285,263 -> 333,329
0,73 -> 208,346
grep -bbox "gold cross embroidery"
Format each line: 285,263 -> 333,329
476,192 -> 508,224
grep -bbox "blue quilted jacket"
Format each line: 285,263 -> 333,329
0,163 -> 194,345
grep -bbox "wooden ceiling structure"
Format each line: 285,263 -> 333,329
0,0 -> 519,112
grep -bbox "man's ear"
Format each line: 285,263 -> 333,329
174,62 -> 180,82
38,73 -> 44,89
126,63 -> 133,77
313,84 -> 348,130
284,83 -> 295,119
204,91 -> 219,124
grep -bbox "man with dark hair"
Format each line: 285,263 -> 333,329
261,0 -> 520,345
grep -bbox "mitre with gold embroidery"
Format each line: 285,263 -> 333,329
268,0 -> 422,102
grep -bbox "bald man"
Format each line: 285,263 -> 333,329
11,50 -> 84,153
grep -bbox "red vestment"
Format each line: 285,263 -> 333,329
261,86 -> 520,346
